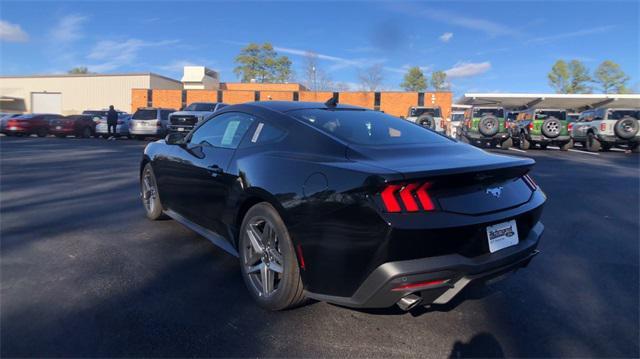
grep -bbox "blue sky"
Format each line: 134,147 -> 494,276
1,1 -> 638,96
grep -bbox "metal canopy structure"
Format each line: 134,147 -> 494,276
461,93 -> 640,111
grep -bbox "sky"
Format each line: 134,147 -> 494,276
1,1 -> 638,97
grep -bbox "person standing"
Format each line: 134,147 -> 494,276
107,105 -> 118,140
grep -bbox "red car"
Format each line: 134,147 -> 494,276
4,114 -> 62,137
49,114 -> 96,138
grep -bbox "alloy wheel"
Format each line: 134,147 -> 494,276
243,218 -> 284,298
141,169 -> 157,214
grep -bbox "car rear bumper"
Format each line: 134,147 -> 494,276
464,132 -> 510,141
529,134 -> 571,143
305,221 -> 543,309
4,127 -> 30,134
130,127 -> 164,136
96,124 -> 129,134
597,134 -> 639,144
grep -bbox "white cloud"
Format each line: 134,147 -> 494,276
439,32 -> 453,43
445,62 -> 491,78
87,39 -> 179,72
527,25 -> 615,44
50,14 -> 88,43
0,20 -> 29,42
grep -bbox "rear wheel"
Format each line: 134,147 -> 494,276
538,143 -> 548,150
36,128 -> 47,137
586,132 -> 601,152
81,126 -> 92,138
141,163 -> 167,220
560,139 -> 573,151
500,137 -> 512,150
239,202 -> 306,311
601,143 -> 612,151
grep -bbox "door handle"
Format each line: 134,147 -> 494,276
207,164 -> 223,176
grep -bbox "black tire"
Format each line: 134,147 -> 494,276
239,202 -> 306,311
134,135 -> 146,140
478,115 -> 500,136
538,143 -> 548,150
560,139 -> 573,151
55,134 -> 66,138
417,115 -> 435,129
36,128 -> 48,137
519,132 -> 530,150
101,134 -> 109,139
601,143 -> 612,152
140,163 -> 167,220
80,126 -> 92,138
614,117 -> 639,139
541,117 -> 561,138
631,143 -> 639,153
500,137 -> 512,150
586,132 -> 601,152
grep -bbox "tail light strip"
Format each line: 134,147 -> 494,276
381,182 -> 435,213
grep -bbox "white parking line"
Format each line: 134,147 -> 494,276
568,148 -> 599,156
508,148 -> 527,153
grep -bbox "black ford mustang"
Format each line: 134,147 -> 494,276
140,101 -> 545,311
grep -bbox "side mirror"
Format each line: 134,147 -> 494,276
165,132 -> 186,145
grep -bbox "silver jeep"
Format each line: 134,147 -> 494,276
571,108 -> 639,152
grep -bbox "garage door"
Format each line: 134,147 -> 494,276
31,92 -> 62,114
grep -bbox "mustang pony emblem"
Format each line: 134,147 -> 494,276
486,187 -> 503,198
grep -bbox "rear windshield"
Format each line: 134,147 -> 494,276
185,103 -> 218,111
410,108 -> 441,117
536,111 -> 566,121
133,109 -> 158,120
567,114 -> 579,122
608,110 -> 639,120
82,110 -> 107,116
288,109 -> 451,146
451,113 -> 464,122
473,108 -> 504,118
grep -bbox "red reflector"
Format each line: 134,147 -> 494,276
600,123 -> 607,131
399,183 -> 420,212
392,279 -> 448,292
567,123 -> 573,132
381,184 -> 402,212
528,122 -> 534,130
416,182 -> 435,211
296,244 -> 306,270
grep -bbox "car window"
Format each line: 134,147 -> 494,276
185,103 -> 218,112
607,110 -> 639,120
410,108 -> 441,117
133,109 -> 158,120
190,112 -> 254,149
473,108 -> 504,118
161,110 -> 172,121
536,111 -> 566,121
245,121 -> 287,146
288,109 -> 451,146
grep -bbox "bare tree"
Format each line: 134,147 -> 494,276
303,52 -> 334,91
358,64 -> 384,91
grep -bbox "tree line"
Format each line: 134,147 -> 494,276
548,59 -> 631,94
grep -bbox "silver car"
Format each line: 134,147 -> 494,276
129,108 -> 176,140
84,110 -> 131,138
571,108 -> 639,152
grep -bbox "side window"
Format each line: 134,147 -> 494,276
190,112 -> 254,149
244,121 -> 287,147
594,109 -> 603,121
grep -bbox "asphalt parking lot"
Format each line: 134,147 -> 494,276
1,136 -> 638,357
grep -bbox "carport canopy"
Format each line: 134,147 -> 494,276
461,93 -> 640,112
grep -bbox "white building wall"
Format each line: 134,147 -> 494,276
0,74 -> 182,115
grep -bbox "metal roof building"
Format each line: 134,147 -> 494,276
0,73 -> 182,115
460,93 -> 640,111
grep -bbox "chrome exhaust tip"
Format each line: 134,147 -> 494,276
397,294 -> 423,311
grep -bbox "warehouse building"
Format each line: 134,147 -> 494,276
0,72 -> 182,115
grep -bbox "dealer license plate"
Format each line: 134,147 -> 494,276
177,127 -> 184,131
486,220 -> 519,253
56,126 -> 62,130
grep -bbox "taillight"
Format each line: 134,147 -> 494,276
600,123 -> 607,131
391,279 -> 449,292
523,174 -> 537,191
567,123 -> 573,132
380,182 -> 435,213
528,122 -> 534,130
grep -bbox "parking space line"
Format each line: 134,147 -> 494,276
568,148 -> 599,156
508,148 -> 527,153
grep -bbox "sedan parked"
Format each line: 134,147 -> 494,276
3,114 -> 62,137
83,110 -> 131,138
140,101 -> 546,312
49,114 -> 96,138
0,113 -> 23,134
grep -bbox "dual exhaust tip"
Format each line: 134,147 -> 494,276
397,294 -> 423,311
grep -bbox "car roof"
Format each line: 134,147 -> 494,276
242,101 -> 367,113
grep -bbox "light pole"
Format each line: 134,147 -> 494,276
312,66 -> 317,92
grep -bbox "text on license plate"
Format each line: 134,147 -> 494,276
486,219 -> 519,253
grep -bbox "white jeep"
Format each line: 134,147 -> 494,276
405,106 -> 446,134
571,108 -> 639,152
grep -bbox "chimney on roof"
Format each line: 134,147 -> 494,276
181,66 -> 220,90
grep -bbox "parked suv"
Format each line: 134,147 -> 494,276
447,111 -> 464,138
572,108 -> 639,152
510,108 -> 572,150
129,107 -> 176,140
50,114 -> 96,138
168,102 -> 227,135
4,114 -> 62,137
405,106 -> 446,134
83,110 -> 131,138
459,107 -> 511,149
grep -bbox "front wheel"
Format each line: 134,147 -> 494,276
519,132 -> 530,150
500,137 -> 512,150
560,139 -> 573,151
141,163 -> 166,220
239,202 -> 306,311
36,128 -> 48,137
